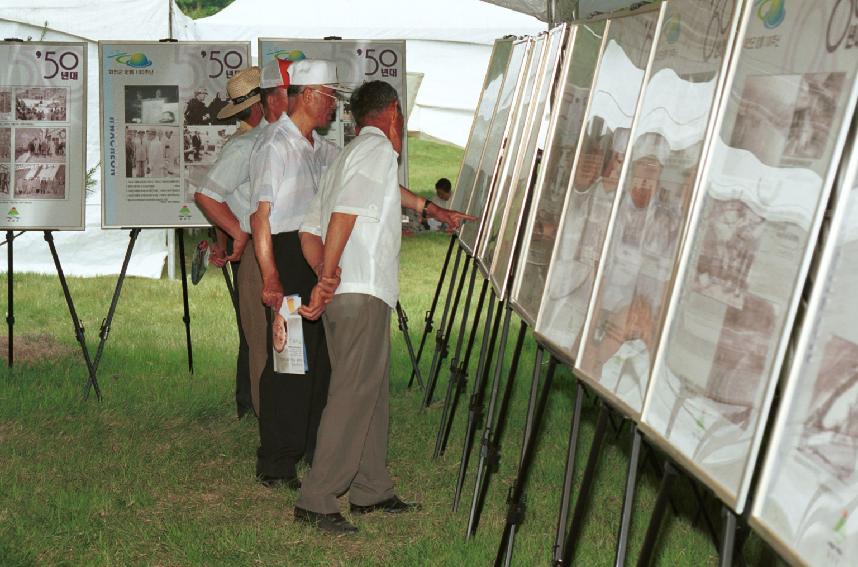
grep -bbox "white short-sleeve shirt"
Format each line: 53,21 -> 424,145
301,126 -> 401,308
196,120 -> 267,234
250,113 -> 339,235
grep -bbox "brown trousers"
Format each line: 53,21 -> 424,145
296,293 -> 396,514
237,242 -> 266,414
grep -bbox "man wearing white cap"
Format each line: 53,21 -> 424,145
249,58 -> 342,488
194,66 -> 272,420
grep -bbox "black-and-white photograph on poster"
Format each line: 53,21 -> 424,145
15,87 -> 67,121
15,127 -> 66,164
258,38 -> 408,186
751,136 -> 858,567
0,41 -> 86,229
101,41 -> 250,228
124,85 -> 179,125
125,126 -> 179,179
642,0 -> 858,514
0,127 -> 10,161
0,89 -> 11,120
14,164 -> 65,199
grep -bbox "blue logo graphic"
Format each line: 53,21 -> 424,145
754,0 -> 785,29
109,52 -> 153,68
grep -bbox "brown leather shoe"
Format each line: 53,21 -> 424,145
350,496 -> 421,515
294,507 -> 358,534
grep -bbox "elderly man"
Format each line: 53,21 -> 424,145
249,58 -> 342,489
193,66 -> 272,420
295,81 -> 472,533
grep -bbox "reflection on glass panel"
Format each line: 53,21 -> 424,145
535,10 -> 659,365
509,22 -> 606,325
491,26 -> 566,298
643,0 -> 858,513
459,40 -> 530,254
450,39 -> 514,213
478,36 -> 546,276
578,0 -> 738,418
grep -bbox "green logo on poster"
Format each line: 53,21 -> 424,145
6,207 -> 19,222
664,13 -> 681,44
109,51 -> 153,68
179,205 -> 191,220
265,49 -> 306,62
754,0 -> 785,29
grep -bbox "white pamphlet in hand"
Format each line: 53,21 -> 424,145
272,294 -> 307,375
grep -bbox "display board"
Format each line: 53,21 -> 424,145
642,0 -> 858,514
750,127 -> 858,566
489,25 -> 567,299
533,7 -> 661,367
459,39 -> 530,256
450,39 -> 514,214
0,41 -> 86,230
475,35 -> 544,278
508,22 -> 605,326
100,41 -> 251,228
259,38 -> 407,187
575,0 -> 741,416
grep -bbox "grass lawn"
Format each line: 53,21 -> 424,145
0,138 -> 778,566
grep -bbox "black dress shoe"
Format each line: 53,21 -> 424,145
256,474 -> 301,490
350,495 -> 420,515
294,507 -> 358,534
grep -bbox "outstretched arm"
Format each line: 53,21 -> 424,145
399,186 -> 475,232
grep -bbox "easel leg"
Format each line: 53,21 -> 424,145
424,253 -> 469,407
43,231 -> 100,400
434,264 -> 479,457
720,506 -> 737,567
552,382 -> 585,565
396,301 -> 423,389
176,229 -> 193,374
562,403 -> 610,564
5,230 -> 13,367
423,247 -> 464,406
493,355 -> 558,567
453,291 -> 500,512
438,276 -> 488,457
636,461 -> 678,567
467,315 -> 525,537
410,233 -> 456,388
86,228 -> 140,399
615,427 -> 643,567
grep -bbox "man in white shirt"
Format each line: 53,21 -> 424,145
194,66 -> 272,420
295,81 -> 472,533
249,58 -> 342,488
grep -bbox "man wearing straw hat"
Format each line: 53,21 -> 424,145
249,58 -> 344,489
194,66 -> 270,420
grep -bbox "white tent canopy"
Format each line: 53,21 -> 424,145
195,0 -> 544,148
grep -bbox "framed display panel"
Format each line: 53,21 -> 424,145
458,39 -> 531,256
100,41 -> 251,228
750,128 -> 858,566
508,22 -> 606,327
0,42 -> 86,230
450,38 -> 515,214
259,38 -> 407,187
575,0 -> 742,417
533,6 -> 662,367
475,35 -> 545,279
641,0 -> 858,514
489,25 -> 567,299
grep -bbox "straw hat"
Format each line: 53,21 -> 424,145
217,66 -> 262,120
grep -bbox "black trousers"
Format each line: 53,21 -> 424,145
226,237 -> 253,417
256,231 -> 331,479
